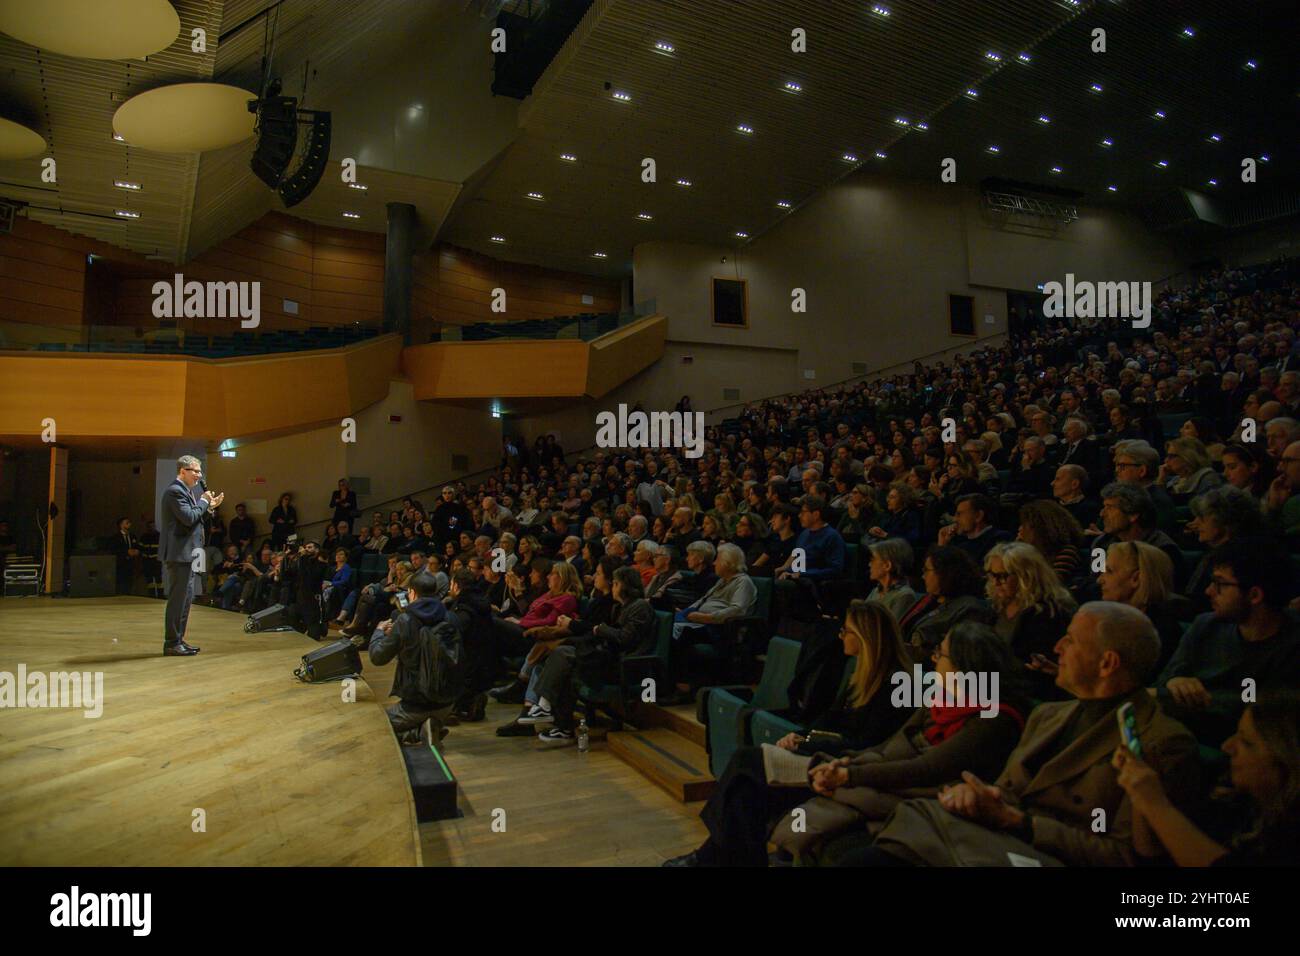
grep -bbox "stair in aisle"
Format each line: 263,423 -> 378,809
606,702 -> 713,802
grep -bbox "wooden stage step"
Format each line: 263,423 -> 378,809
607,727 -> 714,803
632,702 -> 707,747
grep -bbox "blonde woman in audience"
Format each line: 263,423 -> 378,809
984,541 -> 1076,699
1161,436 -> 1223,503
709,492 -> 741,536
1094,540 -> 1183,677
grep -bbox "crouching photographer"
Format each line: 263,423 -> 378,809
368,570 -> 462,745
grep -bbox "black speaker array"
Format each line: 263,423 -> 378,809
249,96 -> 298,189
278,111 -> 332,208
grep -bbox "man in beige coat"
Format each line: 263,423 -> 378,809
867,602 -> 1201,866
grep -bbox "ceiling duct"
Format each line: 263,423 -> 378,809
491,0 -> 592,99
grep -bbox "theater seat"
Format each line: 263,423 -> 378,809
751,656 -> 857,748
702,636 -> 801,777
577,609 -> 673,727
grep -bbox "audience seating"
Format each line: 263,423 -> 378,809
700,636 -> 802,777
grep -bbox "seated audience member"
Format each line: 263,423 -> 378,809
517,566 -> 657,746
699,514 -> 725,548
656,539 -> 718,609
1218,442 -> 1274,498
1113,695 -> 1300,866
367,570 -> 452,744
212,543 -> 245,609
765,502 -> 801,571
836,484 -> 878,538
833,602 -> 1200,867
774,496 -> 847,620
1265,418 -> 1300,465
864,537 -> 919,622
1005,435 -> 1054,498
1156,538 -> 1300,749
708,492 -> 741,536
269,493 -> 297,548
644,544 -> 677,602
424,553 -> 449,600
342,558 -> 410,637
1112,442 -> 1179,535
936,493 -> 1011,566
323,547 -> 356,625
236,543 -> 274,612
1092,541 -> 1182,677
1057,416 -> 1101,481
1052,464 -> 1100,531
1016,498 -> 1085,582
487,560 -> 582,704
1263,440 -> 1300,543
667,622 -> 1027,866
734,512 -> 772,574
670,543 -> 758,680
336,520 -> 359,555
866,483 -> 923,549
1184,485 -> 1262,614
1090,483 -> 1187,590
984,541 -> 1076,700
632,539 -> 659,586
665,601 -> 931,867
898,546 -> 994,652
665,506 -> 702,553
1161,437 -> 1223,504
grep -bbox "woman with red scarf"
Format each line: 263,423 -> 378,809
663,621 -> 1029,867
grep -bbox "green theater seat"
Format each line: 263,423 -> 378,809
703,636 -> 801,777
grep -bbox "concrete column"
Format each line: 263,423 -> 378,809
44,445 -> 68,594
384,202 -> 417,344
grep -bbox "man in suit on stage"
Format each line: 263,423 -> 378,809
160,455 -> 224,656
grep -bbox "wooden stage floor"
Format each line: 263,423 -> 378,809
0,596 -> 707,866
0,596 -> 421,866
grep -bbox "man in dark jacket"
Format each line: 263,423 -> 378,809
431,485 -> 473,552
291,541 -> 330,639
446,569 -> 496,721
368,570 -> 454,743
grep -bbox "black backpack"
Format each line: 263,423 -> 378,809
417,620 -> 467,706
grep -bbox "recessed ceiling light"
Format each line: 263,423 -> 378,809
1181,26 -> 1195,38
841,152 -> 858,163
964,88 -> 979,98
1017,52 -> 1031,64
342,212 -> 360,219
637,212 -> 653,221
348,183 -> 367,191
611,90 -> 631,102
777,200 -> 791,209
1106,185 -> 1118,192
653,41 -> 675,54
893,116 -> 909,126
986,145 -> 1000,154
874,151 -> 887,159
1037,115 -> 1051,124
1155,160 -> 1168,168
1064,0 -> 1080,6
1153,110 -> 1166,119
1244,59 -> 1257,70
914,121 -> 928,131
871,5 -> 890,16
1206,179 -> 1218,186
1050,166 -> 1063,174
985,51 -> 1001,62
1208,133 -> 1221,142
113,180 -> 141,190
592,252 -> 607,258
112,132 -> 126,143
1260,154 -> 1270,163
783,81 -> 802,93
526,191 -> 544,201
490,235 -> 505,243
675,178 -> 692,187
560,153 -> 577,162
114,209 -> 140,219
737,124 -> 753,134
1100,138 -> 1113,147
735,231 -> 749,239
1089,83 -> 1103,93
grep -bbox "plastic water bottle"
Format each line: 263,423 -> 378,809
577,718 -> 589,753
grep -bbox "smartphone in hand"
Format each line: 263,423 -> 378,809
1117,701 -> 1142,758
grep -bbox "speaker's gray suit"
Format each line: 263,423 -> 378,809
159,478 -> 210,647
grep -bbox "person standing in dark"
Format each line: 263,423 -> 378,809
431,485 -> 472,552
110,516 -> 140,596
291,541 -> 330,640
159,455 -> 223,656
228,503 -> 255,556
269,493 -> 297,549
330,479 -> 358,526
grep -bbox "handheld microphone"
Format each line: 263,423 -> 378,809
198,479 -> 208,493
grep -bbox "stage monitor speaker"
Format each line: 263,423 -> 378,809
293,639 -> 362,683
244,603 -> 291,633
68,555 -> 116,597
